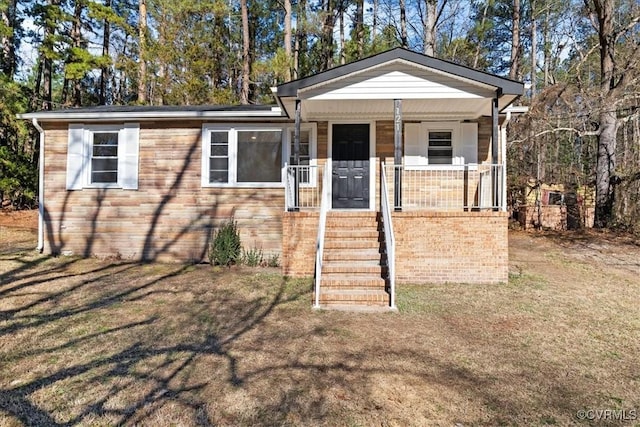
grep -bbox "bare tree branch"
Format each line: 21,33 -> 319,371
509,127 -> 600,146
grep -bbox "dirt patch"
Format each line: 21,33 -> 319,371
1,229 -> 639,426
511,229 -> 640,279
0,209 -> 38,230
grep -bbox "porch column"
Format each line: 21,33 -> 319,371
491,94 -> 499,209
291,98 -> 301,211
394,99 -> 402,211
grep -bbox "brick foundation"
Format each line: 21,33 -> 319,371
282,212 -> 319,277
282,210 -> 508,284
393,211 -> 509,284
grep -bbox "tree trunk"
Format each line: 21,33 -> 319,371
240,0 -> 250,104
293,0 -> 306,79
355,0 -> 364,58
42,0 -> 60,111
321,0 -> 335,70
530,0 -> 537,97
1,0 -> 17,77
400,0 -> 408,48
248,3 -> 257,102
61,77 -> 70,106
31,59 -> 43,110
542,4 -> 551,86
339,2 -> 345,64
595,110 -> 618,227
293,28 -> 299,80
371,0 -> 378,49
423,0 -> 436,56
593,0 -> 617,228
473,0 -> 489,68
509,0 -> 521,80
138,0 -> 147,103
71,0 -> 83,107
43,57 -> 52,110
284,0 -> 292,81
100,0 -> 111,105
115,34 -> 130,105
213,12 -> 225,87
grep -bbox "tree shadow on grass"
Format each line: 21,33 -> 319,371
0,253 -> 633,425
0,253 -> 307,425
0,131 -> 304,424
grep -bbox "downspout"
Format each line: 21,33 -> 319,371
293,98 -> 301,211
501,111 -> 511,212
32,118 -> 45,252
491,94 -> 499,209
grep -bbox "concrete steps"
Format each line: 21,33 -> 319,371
317,211 -> 391,310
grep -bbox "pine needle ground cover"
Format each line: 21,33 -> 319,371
1,218 -> 639,426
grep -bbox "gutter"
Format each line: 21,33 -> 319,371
271,87 -> 290,118
500,105 -> 528,211
18,108 -> 286,122
32,118 -> 45,252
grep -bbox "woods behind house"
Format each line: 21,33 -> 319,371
1,0 -> 639,231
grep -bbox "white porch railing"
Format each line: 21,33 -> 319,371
384,164 -> 505,211
285,164 -> 323,210
380,164 -> 396,310
313,163 -> 330,308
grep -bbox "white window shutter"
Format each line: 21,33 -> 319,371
120,123 -> 140,190
459,122 -> 478,164
66,124 -> 85,190
404,123 -> 425,166
201,127 -> 209,187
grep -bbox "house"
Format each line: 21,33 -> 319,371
517,181 -> 595,230
19,48 -> 524,310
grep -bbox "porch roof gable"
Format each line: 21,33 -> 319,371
276,48 -> 524,101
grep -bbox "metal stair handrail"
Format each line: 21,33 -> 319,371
314,162 -> 330,308
381,162 -> 396,309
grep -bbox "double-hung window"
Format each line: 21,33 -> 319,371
208,131 -> 230,183
91,131 -> 120,184
427,130 -> 453,165
66,123 -> 140,190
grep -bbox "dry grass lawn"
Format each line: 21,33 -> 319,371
1,215 -> 639,426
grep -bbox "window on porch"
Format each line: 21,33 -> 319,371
427,130 -> 453,165
288,128 -> 311,184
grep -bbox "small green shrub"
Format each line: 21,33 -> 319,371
266,253 -> 280,268
242,246 -> 263,267
209,219 -> 241,267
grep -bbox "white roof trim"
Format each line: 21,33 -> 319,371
18,107 -> 284,122
297,58 -> 497,97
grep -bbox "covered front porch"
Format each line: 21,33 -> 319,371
275,48 -> 523,310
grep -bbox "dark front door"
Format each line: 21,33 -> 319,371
332,124 -> 370,209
